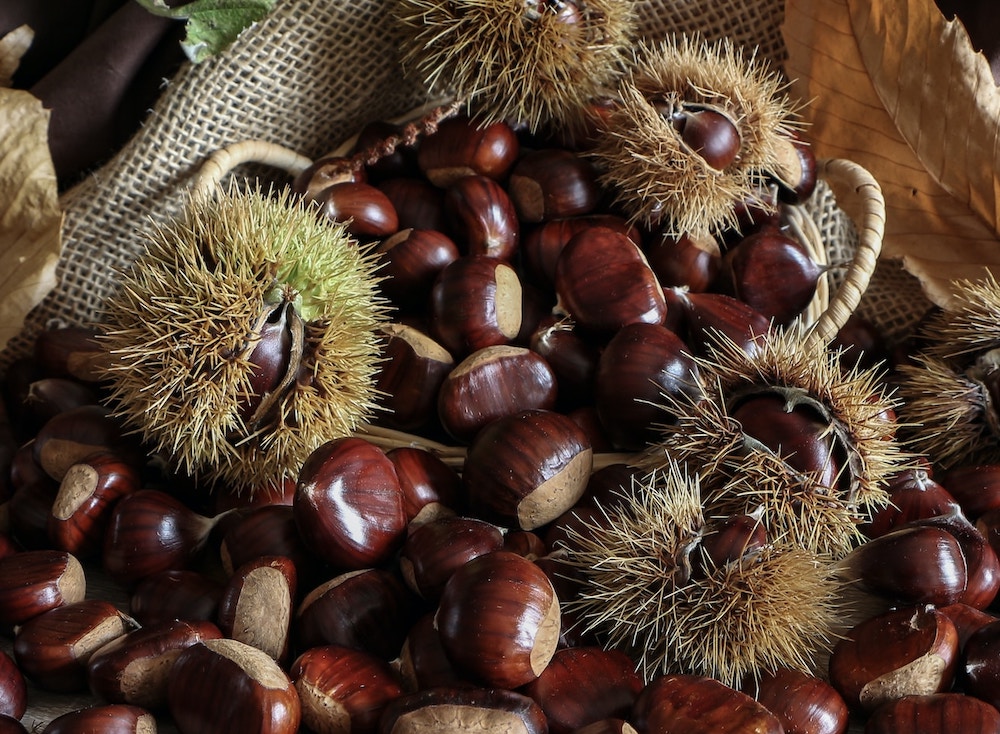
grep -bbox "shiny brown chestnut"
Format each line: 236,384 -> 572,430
0,650 -> 26,720
398,515 -> 504,600
217,555 -> 297,663
102,489 -> 221,587
318,181 -> 399,239
444,175 -> 520,260
376,229 -> 460,310
166,638 -> 301,734
914,509 -> 1000,610
437,345 -> 558,444
218,504 -> 314,583
863,467 -> 962,539
529,317 -> 601,408
828,604 -> 959,712
669,104 -> 742,171
49,450 -> 140,558
290,645 -> 403,734
7,476 -> 60,550
86,619 -> 223,709
632,673 -> 783,734
555,227 -> 667,335
721,228 -> 822,326
463,409 -> 593,530
507,148 -> 600,223
295,568 -> 421,661
20,378 -> 100,435
373,324 -> 454,431
0,548 -> 86,627
436,550 -> 560,689
396,612 -> 467,692
594,322 -> 700,451
697,514 -> 768,572
417,116 -> 520,188
843,524 -> 968,606
644,230 -> 722,293
961,619 -> 1000,711
945,465 -> 1000,521
128,569 -> 224,628
522,646 -> 643,734
41,704 -> 157,734
294,437 -> 406,569
377,177 -> 448,233
387,446 -> 463,522
13,599 -> 132,693
939,603 -> 999,649
771,134 -> 818,205
33,405 -> 131,482
378,686 -> 547,734
674,289 -> 771,358
522,214 -> 641,287
742,667 -> 850,734
865,693 -> 1000,734
429,255 -> 523,357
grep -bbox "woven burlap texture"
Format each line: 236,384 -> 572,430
1,0 -> 927,369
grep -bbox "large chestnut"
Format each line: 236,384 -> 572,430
864,693 -> 1000,734
436,551 -> 560,689
217,555 -> 297,663
742,667 -> 850,734
462,409 -> 593,530
398,515 -> 504,600
444,175 -> 520,260
376,229 -> 459,311
632,674 -> 783,734
0,549 -> 86,627
294,437 -> 407,569
417,116 -> 519,187
555,227 -> 666,335
378,686 -> 547,734
166,638 -> 301,734
507,148 -> 600,223
373,324 -> 454,431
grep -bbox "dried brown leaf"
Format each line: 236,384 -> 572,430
0,89 -> 62,352
0,25 -> 34,88
782,0 -> 1000,309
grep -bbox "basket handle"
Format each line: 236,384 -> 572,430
191,140 -> 313,200
805,158 -> 886,350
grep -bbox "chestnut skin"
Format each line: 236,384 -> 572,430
293,437 -> 407,570
633,674 -> 783,734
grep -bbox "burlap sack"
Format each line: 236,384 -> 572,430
0,0 -> 929,370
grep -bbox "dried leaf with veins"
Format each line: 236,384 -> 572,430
783,0 -> 1000,308
0,88 -> 62,353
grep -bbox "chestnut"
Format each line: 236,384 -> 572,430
397,612 -> 467,691
945,464 -> 1000,521
417,116 -> 519,187
129,569 -> 224,627
771,134 -> 818,205
20,378 -> 100,435
742,667 -> 850,734
828,604 -> 959,712
0,548 -> 86,627
398,515 -> 504,600
317,181 -> 399,239
292,156 -> 365,202
522,646 -> 643,734
33,405 -> 131,482
378,686 -> 547,734
102,490 -> 220,587
674,289 -> 771,358
33,326 -> 106,384
49,450 -> 140,558
864,693 -> 1000,734
644,230 -> 722,293
632,673 -> 783,734
961,619 -> 1000,711
507,148 -> 600,223
436,550 -> 560,689
669,104 -> 742,171
166,638 -> 301,734
0,650 -> 26,720
939,603 -> 999,649
437,345 -> 557,444
86,619 -> 223,709
373,324 -> 454,431
0,717 -> 25,734
444,175 -> 520,260
41,704 -> 157,734
430,255 -> 523,357
594,322 -> 700,451
387,446 -> 463,522
290,645 -> 403,734
863,467 -> 962,539
522,214 -> 641,287
463,409 -> 593,530
913,509 -> 1000,610
295,568 -> 420,661
529,317 -> 601,407
217,555 -> 297,662
377,177 -> 448,233
13,599 -> 132,692
293,437 -> 407,569
376,228 -> 460,310
555,227 -> 667,335
218,504 -> 313,582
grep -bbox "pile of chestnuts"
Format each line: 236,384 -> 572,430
0,111 -> 998,734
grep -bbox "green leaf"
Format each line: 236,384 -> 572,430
134,0 -> 277,63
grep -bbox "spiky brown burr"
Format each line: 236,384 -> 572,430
897,273 -> 1000,469
645,327 -> 908,559
561,461 -> 843,686
99,185 -> 388,493
588,36 -> 801,236
393,0 -> 634,134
